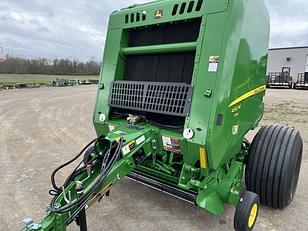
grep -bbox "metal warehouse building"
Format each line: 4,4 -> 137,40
267,46 -> 308,83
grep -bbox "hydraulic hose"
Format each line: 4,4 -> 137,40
50,137 -> 99,193
49,138 -> 123,215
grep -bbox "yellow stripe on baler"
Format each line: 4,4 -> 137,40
199,147 -> 207,169
228,85 -> 266,108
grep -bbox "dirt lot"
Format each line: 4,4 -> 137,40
0,86 -> 307,231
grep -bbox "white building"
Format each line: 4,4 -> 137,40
267,46 -> 308,82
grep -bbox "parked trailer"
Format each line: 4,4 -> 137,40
294,73 -> 308,89
15,83 -> 30,89
78,79 -> 94,85
267,67 -> 293,88
88,79 -> 99,84
15,83 -> 41,89
22,0 -> 303,231
52,78 -> 77,87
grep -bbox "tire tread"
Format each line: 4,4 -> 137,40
245,125 -> 303,209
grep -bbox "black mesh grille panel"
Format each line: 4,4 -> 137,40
109,81 -> 193,116
124,52 -> 195,84
124,19 -> 200,84
128,18 -> 201,46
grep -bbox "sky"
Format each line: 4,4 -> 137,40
0,0 -> 307,61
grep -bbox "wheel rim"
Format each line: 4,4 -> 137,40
248,203 -> 258,228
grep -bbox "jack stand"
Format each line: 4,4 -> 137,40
76,182 -> 88,231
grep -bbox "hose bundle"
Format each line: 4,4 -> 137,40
48,135 -> 123,224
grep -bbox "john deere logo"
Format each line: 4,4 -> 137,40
154,10 -> 163,19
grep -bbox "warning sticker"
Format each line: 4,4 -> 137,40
136,135 -> 145,145
208,56 -> 220,72
162,136 -> 181,154
128,140 -> 136,150
108,125 -> 116,132
122,145 -> 130,156
122,140 -> 137,156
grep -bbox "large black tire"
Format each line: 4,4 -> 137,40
245,125 -> 303,209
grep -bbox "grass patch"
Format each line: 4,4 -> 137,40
0,74 -> 99,85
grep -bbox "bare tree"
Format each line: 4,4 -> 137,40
0,56 -> 101,75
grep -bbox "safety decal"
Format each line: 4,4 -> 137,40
162,136 -> 181,154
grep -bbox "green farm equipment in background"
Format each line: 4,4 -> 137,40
2,83 -> 16,90
22,0 -> 303,230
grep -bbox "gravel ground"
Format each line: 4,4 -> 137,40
0,85 -> 307,231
